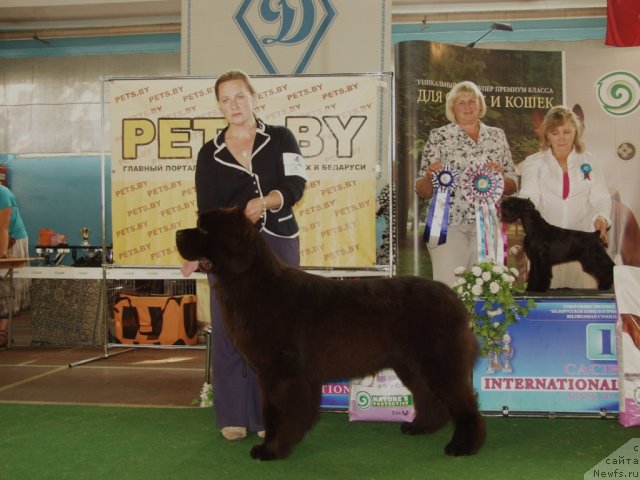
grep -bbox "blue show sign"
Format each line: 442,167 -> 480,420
321,380 -> 350,411
473,296 -> 618,414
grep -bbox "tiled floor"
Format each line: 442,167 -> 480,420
0,312 -> 209,408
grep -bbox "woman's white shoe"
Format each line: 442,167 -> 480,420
221,426 -> 247,441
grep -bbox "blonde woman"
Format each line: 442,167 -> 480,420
519,105 -> 611,289
415,81 -> 517,286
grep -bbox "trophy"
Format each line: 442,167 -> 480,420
80,227 -> 91,246
501,333 -> 514,373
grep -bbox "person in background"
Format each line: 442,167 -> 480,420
0,184 -> 30,350
415,80 -> 518,286
518,105 -> 612,288
181,69 -> 307,440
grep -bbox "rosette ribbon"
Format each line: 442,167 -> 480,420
580,163 -> 592,180
461,164 -> 506,264
423,165 -> 459,247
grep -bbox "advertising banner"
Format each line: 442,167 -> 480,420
321,380 -> 350,411
109,74 -> 391,268
348,369 -> 415,422
474,296 -> 618,414
394,41 -> 563,275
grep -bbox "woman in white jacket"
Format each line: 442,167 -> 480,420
519,105 -> 612,289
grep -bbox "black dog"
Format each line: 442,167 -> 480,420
500,197 -> 614,292
176,207 -> 485,461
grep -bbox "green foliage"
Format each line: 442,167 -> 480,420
453,260 -> 535,357
511,136 -> 542,165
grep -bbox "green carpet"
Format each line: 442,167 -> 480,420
1,403 -> 637,480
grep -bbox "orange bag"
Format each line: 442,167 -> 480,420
113,293 -> 198,345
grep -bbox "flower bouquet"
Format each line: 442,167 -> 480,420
453,261 -> 534,357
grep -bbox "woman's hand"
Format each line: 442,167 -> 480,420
245,196 -> 267,224
415,162 -> 444,199
486,162 -> 504,175
426,162 -> 444,178
594,217 -> 609,246
487,162 -> 517,195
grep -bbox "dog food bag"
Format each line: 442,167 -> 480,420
349,369 -> 415,423
614,266 -> 640,427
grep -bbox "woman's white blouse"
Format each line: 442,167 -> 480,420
518,149 -> 612,232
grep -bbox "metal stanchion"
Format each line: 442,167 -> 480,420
204,325 -> 212,384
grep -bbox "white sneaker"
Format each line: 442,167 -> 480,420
221,426 -> 247,441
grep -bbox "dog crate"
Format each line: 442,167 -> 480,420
107,278 -> 198,345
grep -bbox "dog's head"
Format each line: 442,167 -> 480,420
499,196 -> 536,224
176,207 -> 258,275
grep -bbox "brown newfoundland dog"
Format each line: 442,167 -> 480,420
176,207 -> 485,461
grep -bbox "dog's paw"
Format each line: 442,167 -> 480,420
250,443 -> 277,461
400,421 -> 427,435
401,416 -> 448,435
444,439 -> 476,456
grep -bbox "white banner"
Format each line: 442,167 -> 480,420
182,0 -> 392,75
566,49 -> 640,268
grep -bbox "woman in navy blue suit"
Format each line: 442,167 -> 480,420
182,70 -> 306,440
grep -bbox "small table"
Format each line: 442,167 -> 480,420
35,245 -> 113,266
0,257 -> 42,350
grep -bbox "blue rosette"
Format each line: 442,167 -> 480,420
461,164 -> 506,263
423,165 -> 459,247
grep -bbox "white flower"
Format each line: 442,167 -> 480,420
510,267 -> 519,277
489,282 -> 500,294
502,273 -> 514,283
482,271 -> 491,281
475,278 -> 484,285
199,382 -> 213,408
454,266 -> 466,275
472,266 -> 482,276
471,284 -> 483,296
492,265 -> 505,274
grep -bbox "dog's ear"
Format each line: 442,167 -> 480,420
523,198 -> 536,210
514,196 -> 536,210
200,207 -> 257,275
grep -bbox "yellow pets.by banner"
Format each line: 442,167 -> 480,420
110,74 -> 391,267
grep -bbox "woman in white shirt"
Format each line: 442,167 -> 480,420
519,105 -> 612,289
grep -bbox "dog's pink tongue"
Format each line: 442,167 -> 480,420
181,260 -> 199,277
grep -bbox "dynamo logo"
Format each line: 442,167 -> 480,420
596,71 -> 640,117
234,0 -> 337,74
